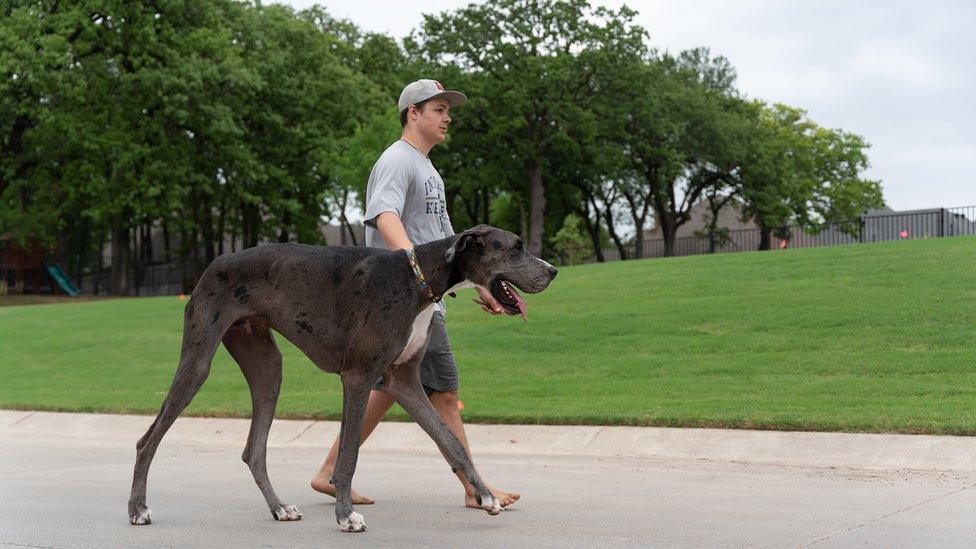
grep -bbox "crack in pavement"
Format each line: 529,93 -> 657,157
803,481 -> 976,546
579,425 -> 609,451
5,411 -> 37,428
284,421 -> 317,444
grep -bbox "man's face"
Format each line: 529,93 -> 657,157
411,99 -> 452,144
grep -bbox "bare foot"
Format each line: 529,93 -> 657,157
310,475 -> 375,505
465,486 -> 520,509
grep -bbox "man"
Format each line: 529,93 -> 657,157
309,79 -> 520,509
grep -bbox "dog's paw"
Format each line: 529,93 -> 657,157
272,504 -> 302,521
478,493 -> 502,515
129,504 -> 152,525
338,511 -> 367,533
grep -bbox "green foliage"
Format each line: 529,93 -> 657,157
0,0 -> 886,291
549,213 -> 589,265
737,103 -> 884,248
408,0 -> 649,255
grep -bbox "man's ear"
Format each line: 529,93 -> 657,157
445,225 -> 493,263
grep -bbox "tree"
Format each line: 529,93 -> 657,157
738,103 -> 883,249
409,0 -> 647,256
550,213 -> 589,265
2,1 -> 390,294
604,49 -> 748,257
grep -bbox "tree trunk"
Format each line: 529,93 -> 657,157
190,224 -> 200,273
482,187 -> 490,225
661,217 -> 676,257
755,212 -> 772,250
202,200 -> 215,264
759,228 -> 772,250
601,207 -> 627,261
518,199 -> 528,242
142,222 -> 154,262
527,163 -> 545,256
217,198 -> 226,256
93,233 -> 105,295
342,219 -> 358,246
132,226 -> 142,296
633,230 -> 644,259
460,192 -> 478,226
579,202 -> 604,263
337,187 -> 357,246
339,193 -> 358,247
162,220 -> 171,263
242,202 -> 259,249
109,221 -> 130,296
278,209 -> 291,243
707,198 -> 722,253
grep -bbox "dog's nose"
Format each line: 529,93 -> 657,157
548,266 -> 558,280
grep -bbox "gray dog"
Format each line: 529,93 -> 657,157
128,225 -> 557,532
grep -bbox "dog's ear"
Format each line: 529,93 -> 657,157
445,225 -> 493,263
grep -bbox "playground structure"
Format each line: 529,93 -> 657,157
0,235 -> 78,297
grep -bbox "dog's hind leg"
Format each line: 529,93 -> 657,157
222,320 -> 301,522
127,301 -> 230,526
382,355 -> 502,516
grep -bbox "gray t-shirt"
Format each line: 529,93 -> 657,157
363,140 -> 455,312
363,140 -> 455,248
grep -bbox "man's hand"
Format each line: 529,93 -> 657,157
475,286 -> 503,315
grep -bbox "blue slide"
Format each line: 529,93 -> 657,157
43,262 -> 80,297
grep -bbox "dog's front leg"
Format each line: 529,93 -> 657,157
333,369 -> 374,533
382,356 -> 502,516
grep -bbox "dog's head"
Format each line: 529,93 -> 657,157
446,225 -> 558,318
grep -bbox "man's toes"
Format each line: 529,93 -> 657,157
354,493 -> 376,505
312,481 -> 374,505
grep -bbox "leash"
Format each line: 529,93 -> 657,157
404,248 -> 441,303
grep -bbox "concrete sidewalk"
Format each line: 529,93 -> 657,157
4,410 -> 976,547
3,410 -> 976,472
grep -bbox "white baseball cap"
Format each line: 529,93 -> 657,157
397,79 -> 467,113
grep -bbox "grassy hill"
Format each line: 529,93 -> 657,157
2,236 -> 974,434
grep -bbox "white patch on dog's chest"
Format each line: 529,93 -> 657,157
394,304 -> 435,365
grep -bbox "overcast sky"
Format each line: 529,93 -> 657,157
276,0 -> 975,212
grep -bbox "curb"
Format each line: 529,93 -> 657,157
3,410 -> 975,472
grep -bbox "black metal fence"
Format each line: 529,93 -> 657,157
76,261 -> 192,297
566,205 -> 976,265
5,206 -> 974,296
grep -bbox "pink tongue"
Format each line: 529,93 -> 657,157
510,285 -> 527,322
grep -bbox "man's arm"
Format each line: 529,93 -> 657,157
375,211 -> 413,251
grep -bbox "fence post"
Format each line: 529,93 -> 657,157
939,208 -> 945,237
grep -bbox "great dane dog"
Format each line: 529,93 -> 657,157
127,225 -> 557,532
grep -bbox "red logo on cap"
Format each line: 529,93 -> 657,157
434,80 -> 445,91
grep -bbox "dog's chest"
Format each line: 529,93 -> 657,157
393,305 -> 435,365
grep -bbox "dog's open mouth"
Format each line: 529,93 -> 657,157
489,278 -> 527,321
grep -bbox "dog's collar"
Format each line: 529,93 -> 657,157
405,248 -> 440,303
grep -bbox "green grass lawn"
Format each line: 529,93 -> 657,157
2,236 -> 975,434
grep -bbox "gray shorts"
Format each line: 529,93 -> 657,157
376,311 -> 459,396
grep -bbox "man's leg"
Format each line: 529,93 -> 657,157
310,388 -> 395,504
427,389 -> 521,508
